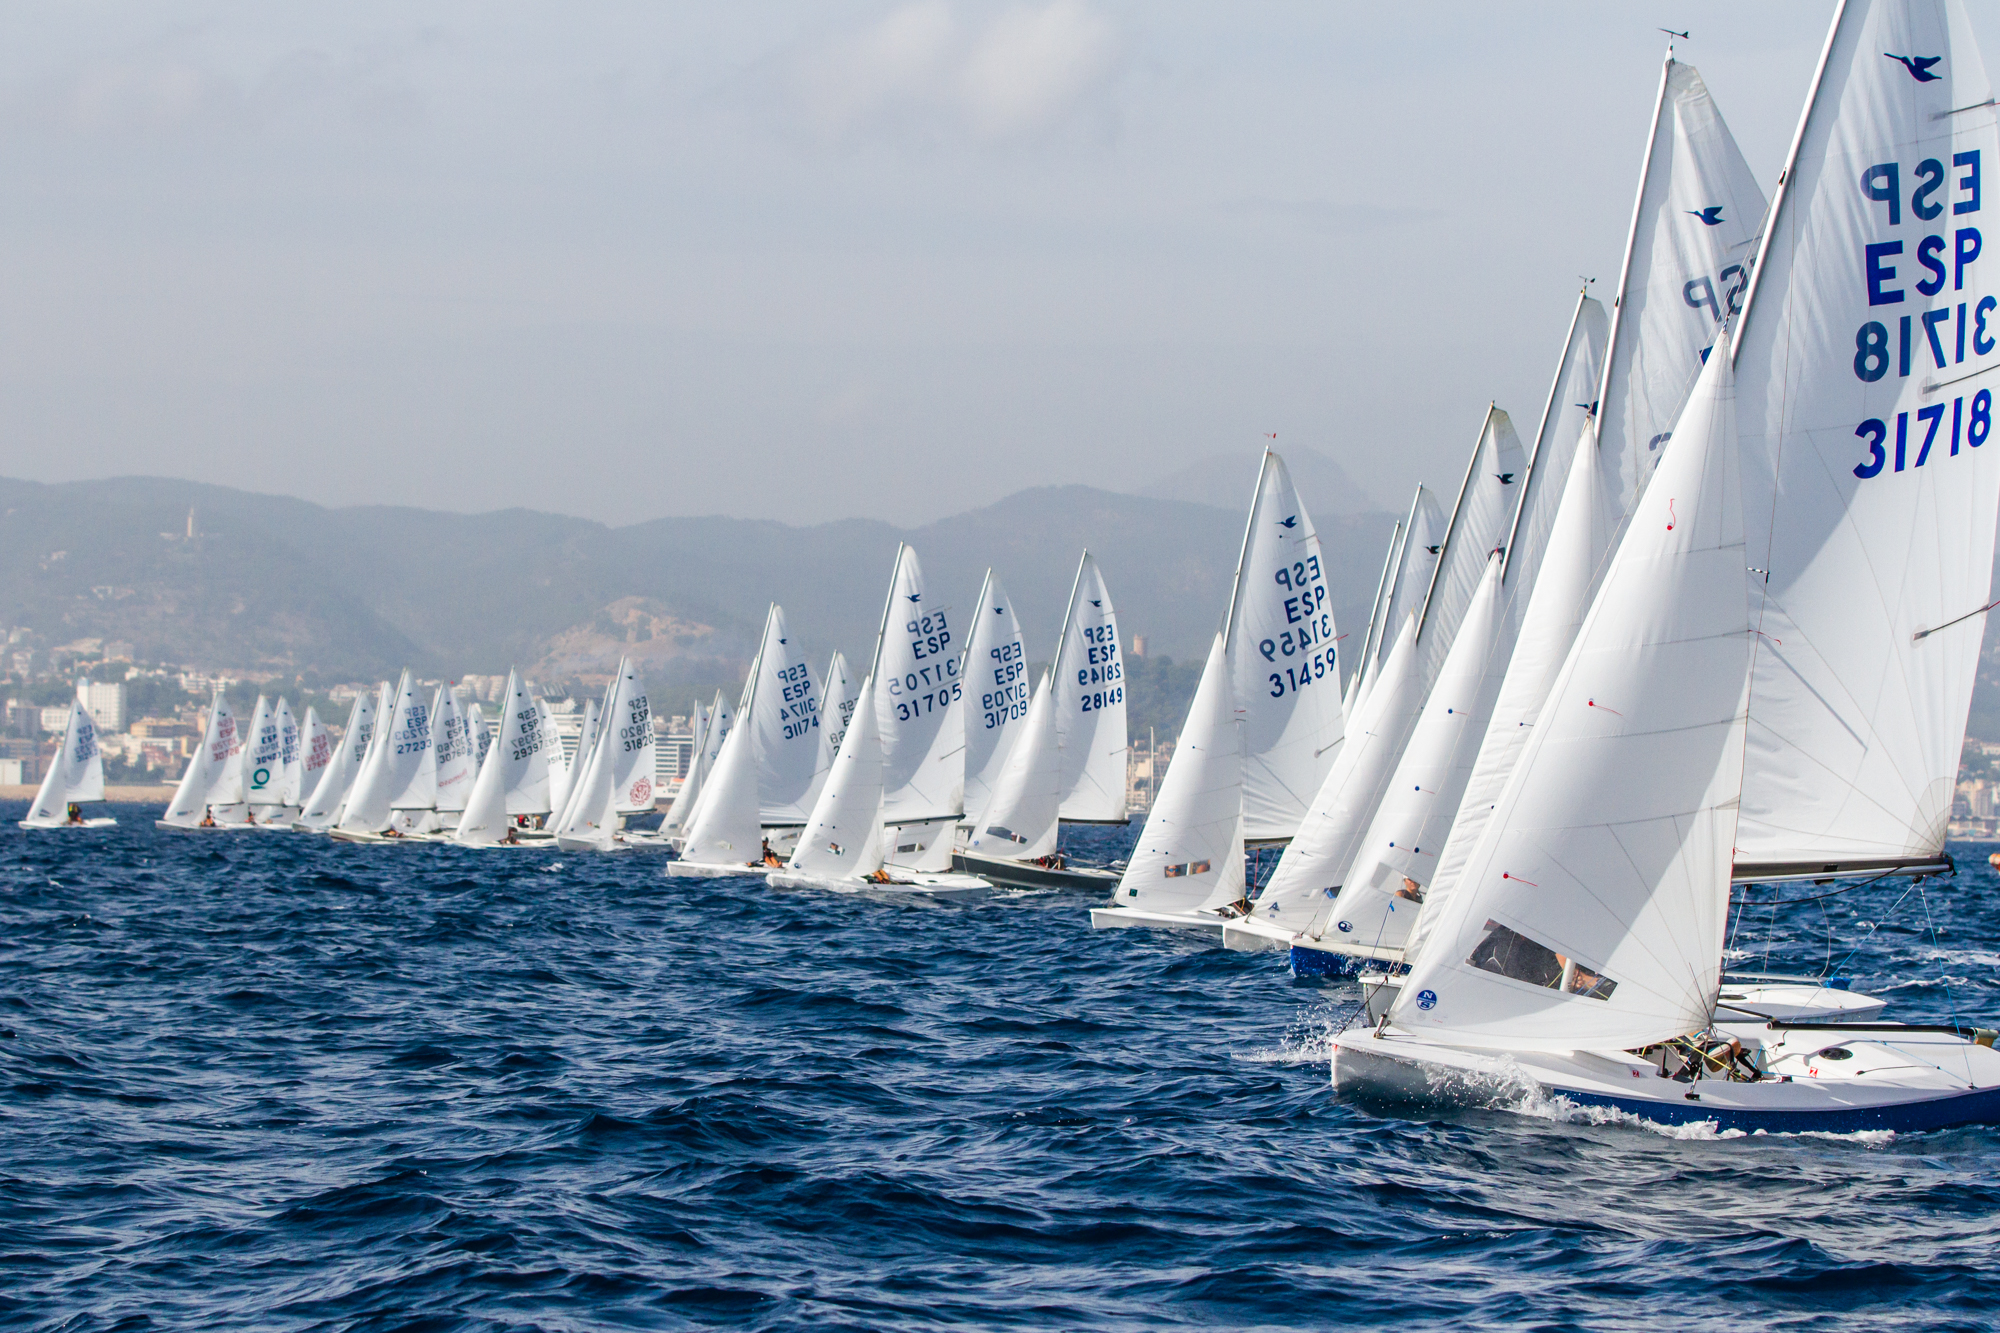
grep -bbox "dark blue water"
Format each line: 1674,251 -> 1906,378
5,807 -> 1999,1331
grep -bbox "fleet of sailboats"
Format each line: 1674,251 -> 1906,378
17,1 -> 2000,1131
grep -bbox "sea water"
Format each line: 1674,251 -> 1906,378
3,808 -> 1997,1330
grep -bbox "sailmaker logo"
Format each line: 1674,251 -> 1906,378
628,778 -> 652,806
1416,990 -> 1438,1011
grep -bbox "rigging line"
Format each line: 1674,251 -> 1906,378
1733,864 -> 1908,906
1827,880 -> 1924,978
1917,885 -> 1975,1083
1912,597 -> 2000,641
1921,361 -> 2000,394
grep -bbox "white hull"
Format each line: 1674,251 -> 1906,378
1332,1021 -> 2000,1133
1087,905 -> 1230,935
1219,915 -> 1297,952
665,860 -> 773,880
20,817 -> 118,830
768,869 -> 989,899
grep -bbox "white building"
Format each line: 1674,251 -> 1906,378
83,681 -> 127,733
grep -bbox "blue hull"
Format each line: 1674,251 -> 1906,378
1560,1082 -> 2000,1134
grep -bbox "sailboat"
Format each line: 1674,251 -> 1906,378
158,692 -> 246,830
1091,450 -> 1347,927
295,687 -> 382,832
454,669 -> 557,846
241,696 -> 304,828
332,670 -> 434,843
430,685 -> 477,831
770,545 -> 987,896
670,605 -> 822,877
659,693 -> 725,845
1337,0 -> 2000,1133
957,569 -> 1030,831
1237,297 -> 1607,960
961,552 -> 1133,891
553,657 -> 654,852
20,683 -> 115,829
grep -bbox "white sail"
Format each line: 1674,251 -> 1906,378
1412,421 -> 1617,961
549,696 -> 597,828
456,669 -> 548,842
553,662 -> 633,848
1416,407 -> 1529,688
1354,488 -> 1445,710
1247,615 -> 1423,932
661,702 -> 711,838
297,706 -> 332,809
606,662 -> 656,815
1225,450 -> 1345,842
680,680 -> 762,865
163,694 -> 242,826
1507,295 -> 1611,611
394,683 -> 440,811
1108,633 -> 1244,914
298,690 -> 374,830
24,690 -> 104,825
1394,326 -> 1747,1052
872,544 -> 965,825
466,699 -> 492,768
787,672 -> 888,882
1732,0 -> 2000,878
274,698 -> 303,807
813,652 -> 856,797
1599,52 -> 1768,516
432,685 -> 475,814
241,695 -> 282,808
960,571 -> 1029,824
966,670 -> 1062,860
1345,514 -> 1406,716
663,691 -> 727,838
1325,555 -> 1504,955
747,605 -> 820,824
340,670 -> 426,832
1052,552 -> 1127,823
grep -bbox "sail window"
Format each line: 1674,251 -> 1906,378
984,825 -> 1028,844
1468,921 -> 1618,1001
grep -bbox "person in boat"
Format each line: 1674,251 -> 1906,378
1032,852 -> 1068,870
199,811 -> 217,828
1394,877 -> 1425,903
761,838 -> 782,868
499,825 -> 519,846
66,803 -> 83,825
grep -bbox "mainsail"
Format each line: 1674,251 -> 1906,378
24,689 -> 104,826
1225,450 -> 1346,843
1052,552 -> 1127,823
787,672 -> 888,882
163,693 -> 243,827
871,544 -> 965,826
748,605 -> 820,825
1731,0 -> 2000,879
960,571 -> 1029,826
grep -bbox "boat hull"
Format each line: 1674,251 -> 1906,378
1087,905 -> 1228,935
952,851 -> 1118,893
1332,1025 -> 2000,1134
665,860 -> 773,880
768,869 -> 989,899
20,817 -> 118,830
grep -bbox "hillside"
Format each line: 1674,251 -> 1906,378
0,476 -> 1397,722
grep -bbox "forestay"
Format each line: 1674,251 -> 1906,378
1108,633 -> 1245,914
1225,450 -> 1346,843
1732,0 -> 2000,878
960,571 -> 1029,825
1599,53 -> 1768,517
1394,328 -> 1748,1052
1052,552 -> 1127,823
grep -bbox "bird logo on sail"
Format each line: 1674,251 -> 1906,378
1885,53 -> 1943,82
1687,206 -> 1725,226
1278,515 -> 1298,528
906,593 -> 920,603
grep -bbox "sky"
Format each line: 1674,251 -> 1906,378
3,2 -> 1997,527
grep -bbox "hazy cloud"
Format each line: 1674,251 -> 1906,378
786,0 -> 1118,145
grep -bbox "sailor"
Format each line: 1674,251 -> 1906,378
66,803 -> 82,825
